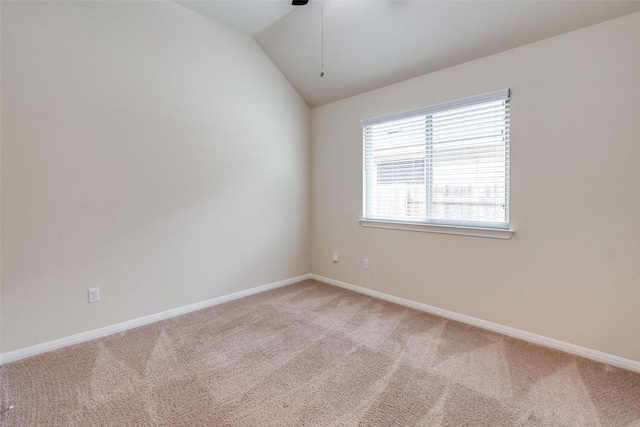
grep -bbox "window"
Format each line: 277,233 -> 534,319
362,89 -> 510,233
377,159 -> 425,185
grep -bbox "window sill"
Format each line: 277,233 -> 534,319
359,219 -> 514,239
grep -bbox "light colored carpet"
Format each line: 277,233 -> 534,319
1,279 -> 639,426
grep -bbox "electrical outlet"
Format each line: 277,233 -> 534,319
363,259 -> 369,270
332,251 -> 339,263
88,287 -> 100,303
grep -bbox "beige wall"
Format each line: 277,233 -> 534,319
311,13 -> 640,361
1,2 -> 638,363
1,1 -> 310,353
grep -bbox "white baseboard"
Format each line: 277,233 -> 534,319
310,274 -> 640,373
4,272 -> 638,374
0,274 -> 312,365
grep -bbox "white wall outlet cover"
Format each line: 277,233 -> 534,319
88,287 -> 100,303
363,259 -> 369,270
333,251 -> 339,263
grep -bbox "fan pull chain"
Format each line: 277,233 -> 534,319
320,0 -> 325,77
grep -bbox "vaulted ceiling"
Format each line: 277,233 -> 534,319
176,1 -> 640,107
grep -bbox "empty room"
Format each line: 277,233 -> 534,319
1,0 -> 639,425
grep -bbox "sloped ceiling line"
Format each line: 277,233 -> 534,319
177,1 -> 640,108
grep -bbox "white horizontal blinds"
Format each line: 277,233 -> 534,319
429,98 -> 510,227
363,89 -> 510,228
364,115 -> 429,220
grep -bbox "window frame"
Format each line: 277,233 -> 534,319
360,89 -> 514,239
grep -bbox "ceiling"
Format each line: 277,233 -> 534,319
176,1 -> 640,107
175,1 -> 295,36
